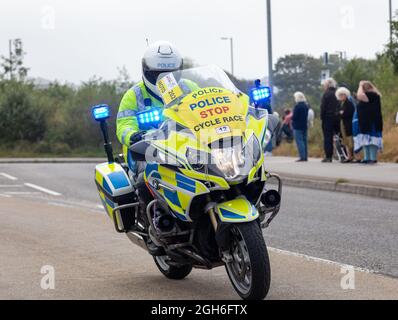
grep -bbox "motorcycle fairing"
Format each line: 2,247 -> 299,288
144,163 -> 210,222
216,198 -> 259,223
246,106 -> 269,151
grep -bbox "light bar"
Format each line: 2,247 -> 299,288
136,108 -> 163,130
251,86 -> 271,102
92,104 -> 111,121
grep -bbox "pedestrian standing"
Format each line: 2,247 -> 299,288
336,87 -> 355,162
355,81 -> 383,164
281,109 -> 294,142
320,78 -> 340,163
292,92 -> 309,162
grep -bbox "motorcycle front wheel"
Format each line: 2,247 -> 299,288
225,221 -> 271,300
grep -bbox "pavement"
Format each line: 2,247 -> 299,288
0,162 -> 397,299
264,156 -> 398,201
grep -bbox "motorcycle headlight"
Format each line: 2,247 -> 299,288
211,143 -> 246,181
211,136 -> 262,181
186,148 -> 211,171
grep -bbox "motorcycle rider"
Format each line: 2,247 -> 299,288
116,41 -> 197,254
119,41 -> 180,154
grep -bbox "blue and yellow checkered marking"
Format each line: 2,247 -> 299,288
107,171 -> 130,189
219,208 -> 246,220
217,199 -> 259,223
96,163 -> 131,195
144,164 -> 211,222
176,173 -> 196,193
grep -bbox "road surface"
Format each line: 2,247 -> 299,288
0,163 -> 397,299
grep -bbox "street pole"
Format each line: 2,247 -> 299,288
221,37 -> 235,76
230,37 -> 234,76
390,0 -> 393,47
9,39 -> 13,80
266,0 -> 273,88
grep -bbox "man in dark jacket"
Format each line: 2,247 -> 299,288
320,78 -> 340,162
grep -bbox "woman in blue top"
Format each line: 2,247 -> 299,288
355,81 -> 383,164
292,92 -> 309,162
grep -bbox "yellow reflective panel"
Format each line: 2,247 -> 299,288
248,154 -> 265,184
246,116 -> 267,146
216,198 -> 259,223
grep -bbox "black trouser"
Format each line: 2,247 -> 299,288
322,118 -> 340,159
134,161 -> 154,228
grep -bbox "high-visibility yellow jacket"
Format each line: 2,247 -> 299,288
116,80 -> 199,162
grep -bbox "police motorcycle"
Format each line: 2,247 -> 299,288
92,65 -> 282,300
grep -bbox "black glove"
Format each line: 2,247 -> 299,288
129,131 -> 147,145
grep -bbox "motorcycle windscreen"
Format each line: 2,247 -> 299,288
163,88 -> 249,145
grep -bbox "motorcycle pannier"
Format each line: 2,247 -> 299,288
95,162 -> 137,232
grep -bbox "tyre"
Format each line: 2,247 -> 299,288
225,221 -> 271,300
154,256 -> 192,280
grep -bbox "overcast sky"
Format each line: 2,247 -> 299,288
0,0 -> 393,83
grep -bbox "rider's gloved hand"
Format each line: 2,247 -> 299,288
129,131 -> 147,145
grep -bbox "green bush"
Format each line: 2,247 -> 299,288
0,77 -> 126,157
0,81 -> 47,142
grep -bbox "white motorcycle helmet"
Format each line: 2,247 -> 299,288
142,41 -> 183,96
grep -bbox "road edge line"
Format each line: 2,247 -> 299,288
268,247 -> 377,275
275,176 -> 398,201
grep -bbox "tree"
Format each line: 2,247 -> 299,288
116,65 -> 134,93
0,81 -> 46,143
333,58 -> 376,92
1,39 -> 29,81
386,11 -> 398,74
273,54 -> 324,108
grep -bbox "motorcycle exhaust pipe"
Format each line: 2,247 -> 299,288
261,190 -> 281,208
126,232 -> 148,251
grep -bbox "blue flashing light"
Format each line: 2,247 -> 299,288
92,104 -> 111,121
136,108 -> 163,130
251,86 -> 272,102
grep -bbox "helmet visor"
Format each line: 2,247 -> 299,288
143,59 -> 183,85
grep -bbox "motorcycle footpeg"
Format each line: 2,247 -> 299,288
146,239 -> 166,257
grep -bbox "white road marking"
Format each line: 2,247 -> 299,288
47,202 -> 75,208
268,247 -> 377,274
0,173 -> 18,181
0,194 -> 12,198
24,183 -> 62,196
